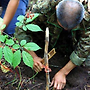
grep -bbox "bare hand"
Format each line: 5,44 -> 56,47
50,70 -> 66,90
33,57 -> 44,72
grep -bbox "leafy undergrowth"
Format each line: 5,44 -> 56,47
0,66 -> 46,90
0,52 -> 90,90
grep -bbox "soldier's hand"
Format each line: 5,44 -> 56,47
50,70 -> 66,90
33,57 -> 44,72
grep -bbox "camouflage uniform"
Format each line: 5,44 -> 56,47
70,1 -> 90,66
29,0 -> 63,47
16,0 -> 90,66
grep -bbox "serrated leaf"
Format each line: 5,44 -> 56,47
17,15 -> 25,22
3,46 -> 13,65
22,51 -> 33,69
20,40 -> 27,46
5,39 -> 14,46
0,47 -> 2,60
26,24 -> 42,32
16,22 -> 23,27
12,50 -> 21,68
23,25 -> 27,31
24,42 -> 41,51
0,35 -> 7,42
13,44 -> 20,49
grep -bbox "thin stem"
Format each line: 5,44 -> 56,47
17,66 -> 22,90
26,72 -> 38,83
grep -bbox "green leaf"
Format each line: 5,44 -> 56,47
16,22 -> 23,27
24,42 -> 41,51
0,17 -> 6,31
20,40 -> 27,46
0,24 -> 6,30
13,44 -> 20,49
0,47 -> 2,60
16,40 -> 19,44
26,13 -> 39,23
17,15 -> 25,22
12,50 -> 21,68
23,25 -> 27,31
0,35 -> 7,42
22,51 -> 33,69
3,46 -> 13,65
26,18 -> 32,23
31,13 -> 40,21
5,39 -> 14,46
26,24 -> 42,32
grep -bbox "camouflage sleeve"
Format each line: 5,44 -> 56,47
70,29 -> 90,66
70,0 -> 90,66
31,0 -> 62,14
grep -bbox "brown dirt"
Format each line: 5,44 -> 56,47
0,28 -> 90,90
0,49 -> 90,90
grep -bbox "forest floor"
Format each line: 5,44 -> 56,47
0,51 -> 90,90
0,30 -> 90,90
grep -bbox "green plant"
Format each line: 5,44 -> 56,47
0,12 -> 42,69
16,13 -> 42,32
0,17 -> 6,31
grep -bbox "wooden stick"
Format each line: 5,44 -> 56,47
44,27 -> 50,90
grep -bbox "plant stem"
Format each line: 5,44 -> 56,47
26,72 -> 38,83
17,66 -> 22,90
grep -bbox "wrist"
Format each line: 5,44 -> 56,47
59,68 -> 69,76
59,60 -> 76,76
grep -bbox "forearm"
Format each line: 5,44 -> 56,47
3,0 -> 19,27
60,60 -> 76,76
23,48 -> 38,58
27,51 -> 38,59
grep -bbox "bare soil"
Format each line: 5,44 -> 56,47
0,31 -> 90,90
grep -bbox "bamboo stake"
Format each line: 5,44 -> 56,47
44,27 -> 50,90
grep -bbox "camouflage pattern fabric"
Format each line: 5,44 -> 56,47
70,0 -> 90,66
29,0 -> 61,13
20,0 -> 90,66
29,0 -> 63,47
